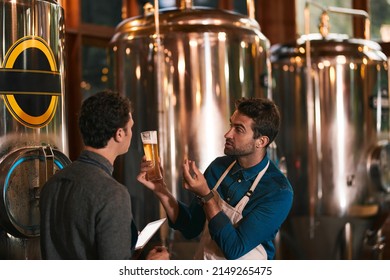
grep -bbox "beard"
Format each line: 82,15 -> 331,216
224,140 -> 256,157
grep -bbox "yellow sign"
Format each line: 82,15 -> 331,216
0,36 -> 61,128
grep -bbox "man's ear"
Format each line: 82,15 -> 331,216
256,135 -> 269,148
114,128 -> 123,143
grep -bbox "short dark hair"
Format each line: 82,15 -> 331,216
235,97 -> 280,145
78,90 -> 132,148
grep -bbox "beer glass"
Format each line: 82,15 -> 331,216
140,130 -> 162,181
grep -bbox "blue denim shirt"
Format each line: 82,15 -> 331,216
171,154 -> 293,259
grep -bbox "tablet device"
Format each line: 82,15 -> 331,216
135,218 -> 167,250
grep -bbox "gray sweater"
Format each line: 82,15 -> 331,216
40,150 -> 137,259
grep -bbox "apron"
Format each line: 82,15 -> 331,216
194,160 -> 269,260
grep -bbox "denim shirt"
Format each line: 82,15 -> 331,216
171,154 -> 293,260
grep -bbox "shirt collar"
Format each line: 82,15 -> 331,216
79,150 -> 114,175
231,153 -> 269,181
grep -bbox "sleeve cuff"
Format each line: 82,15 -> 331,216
208,210 -> 230,237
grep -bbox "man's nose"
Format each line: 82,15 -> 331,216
224,128 -> 233,138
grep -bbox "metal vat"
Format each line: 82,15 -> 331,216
109,0 -> 270,255
271,4 -> 390,259
0,0 -> 70,259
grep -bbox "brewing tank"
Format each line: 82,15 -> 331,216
109,1 -> 270,252
0,0 -> 70,259
271,6 -> 390,259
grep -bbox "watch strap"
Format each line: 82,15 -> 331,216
196,190 -> 214,205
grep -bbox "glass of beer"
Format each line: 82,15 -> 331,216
140,130 -> 163,181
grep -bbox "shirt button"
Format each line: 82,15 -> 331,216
227,197 -> 231,202
238,179 -> 241,183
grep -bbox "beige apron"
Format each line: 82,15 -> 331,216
194,160 -> 269,260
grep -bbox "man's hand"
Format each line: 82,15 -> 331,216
182,159 -> 210,197
137,156 -> 166,193
145,246 -> 170,260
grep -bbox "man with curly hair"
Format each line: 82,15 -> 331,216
40,90 -> 168,260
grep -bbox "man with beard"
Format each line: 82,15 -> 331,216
137,97 -> 293,260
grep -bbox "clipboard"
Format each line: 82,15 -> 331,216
135,218 -> 166,250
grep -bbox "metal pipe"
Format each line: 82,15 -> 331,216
344,222 -> 353,259
327,6 -> 370,39
179,0 -> 192,10
304,1 -> 316,240
246,0 -> 255,20
153,0 -> 169,247
327,6 -> 369,18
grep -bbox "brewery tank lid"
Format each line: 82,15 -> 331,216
111,7 -> 267,43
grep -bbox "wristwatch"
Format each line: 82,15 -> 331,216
196,190 -> 214,205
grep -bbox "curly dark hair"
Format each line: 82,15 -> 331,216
78,90 -> 132,148
235,97 -> 280,145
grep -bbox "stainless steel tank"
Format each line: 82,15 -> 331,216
271,4 -> 390,259
109,0 -> 270,256
0,0 -> 70,259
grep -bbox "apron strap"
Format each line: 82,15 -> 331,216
212,160 -> 236,191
